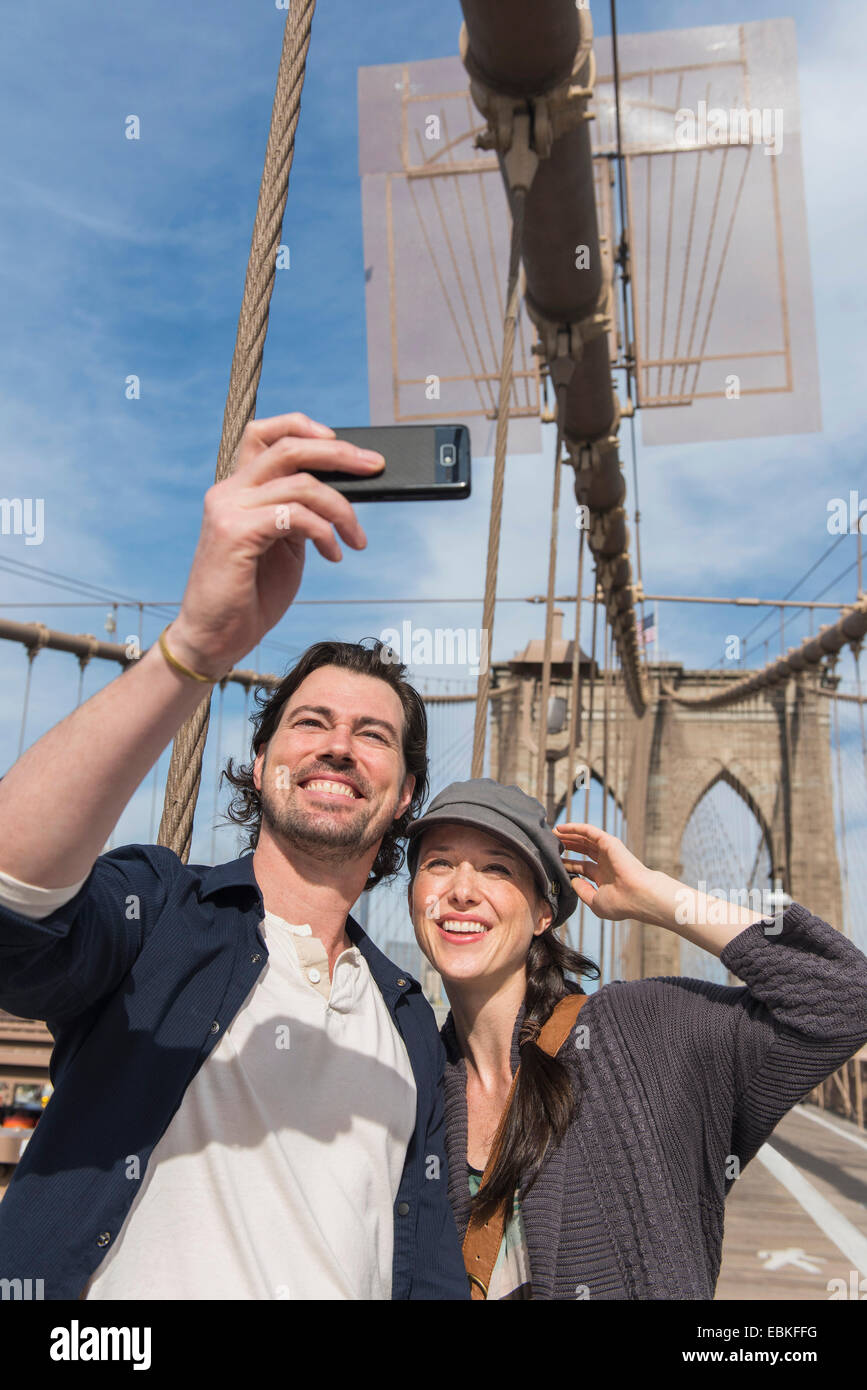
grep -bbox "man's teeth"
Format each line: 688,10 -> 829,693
441,921 -> 488,934
303,779 -> 358,798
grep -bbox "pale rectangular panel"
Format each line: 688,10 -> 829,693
357,19 -> 820,455
588,19 -> 821,444
358,56 -> 542,460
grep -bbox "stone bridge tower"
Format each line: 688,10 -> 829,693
488,613 -> 845,979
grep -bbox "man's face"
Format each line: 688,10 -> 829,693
252,665 -> 415,863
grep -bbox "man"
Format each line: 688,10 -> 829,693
0,412 -> 468,1299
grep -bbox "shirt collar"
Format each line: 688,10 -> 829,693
345,915 -> 417,997
194,852 -> 263,902
194,854 -> 417,997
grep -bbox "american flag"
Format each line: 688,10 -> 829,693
638,609 -> 658,645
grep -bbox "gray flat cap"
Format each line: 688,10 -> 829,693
405,778 -> 579,928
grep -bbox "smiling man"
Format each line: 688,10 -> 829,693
0,412 -> 468,1301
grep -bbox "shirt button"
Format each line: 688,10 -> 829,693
396,977 -> 407,987
96,1232 -> 111,1248
308,968 -> 321,984
397,1202 -> 410,1216
210,1021 -> 220,1034
251,954 -> 262,964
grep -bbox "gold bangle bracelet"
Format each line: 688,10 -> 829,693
158,626 -> 224,684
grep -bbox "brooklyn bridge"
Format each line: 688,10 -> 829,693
0,0 -> 865,1307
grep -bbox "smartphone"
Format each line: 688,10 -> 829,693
311,424 -> 471,502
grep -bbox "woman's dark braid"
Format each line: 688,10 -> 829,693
475,926 -> 599,1217
519,930 -> 573,1047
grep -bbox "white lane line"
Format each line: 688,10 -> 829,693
756,1144 -> 867,1279
794,1103 -> 867,1153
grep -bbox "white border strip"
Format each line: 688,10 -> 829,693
757,1144 -> 867,1278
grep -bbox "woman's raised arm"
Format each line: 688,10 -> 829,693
555,822 -> 775,959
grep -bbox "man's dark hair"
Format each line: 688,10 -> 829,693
220,638 -> 429,890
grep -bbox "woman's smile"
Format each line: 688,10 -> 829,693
436,912 -> 493,944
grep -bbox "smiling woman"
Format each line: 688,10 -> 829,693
408,816 -> 592,1298
405,778 -> 594,1298
403,777 -> 867,1301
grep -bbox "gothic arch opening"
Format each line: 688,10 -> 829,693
679,767 -> 773,865
676,772 -> 773,986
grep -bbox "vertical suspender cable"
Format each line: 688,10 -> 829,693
831,684 -> 852,939
578,568 -> 600,957
17,652 -> 36,759
16,626 -> 48,757
780,675 -> 795,900
242,683 -> 251,755
629,414 -> 648,674
535,378 -> 572,803
854,642 -> 867,767
149,757 -> 161,846
564,525 -> 586,823
210,680 -> 227,864
611,644 -> 623,979
599,615 -> 611,981
610,0 -> 648,670
471,186 -> 528,779
75,658 -> 86,710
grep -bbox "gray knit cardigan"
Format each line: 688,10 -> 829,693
440,903 -> 867,1299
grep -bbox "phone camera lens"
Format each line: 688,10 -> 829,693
440,444 -> 457,470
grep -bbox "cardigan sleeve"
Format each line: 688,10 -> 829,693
717,902 -> 867,1184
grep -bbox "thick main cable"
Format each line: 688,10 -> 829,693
158,0 -> 318,860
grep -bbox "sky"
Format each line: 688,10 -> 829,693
1,0 -> 865,971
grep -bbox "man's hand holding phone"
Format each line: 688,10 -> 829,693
167,412 -> 384,678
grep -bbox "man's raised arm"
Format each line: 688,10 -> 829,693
0,413 -> 384,888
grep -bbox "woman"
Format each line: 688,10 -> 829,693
404,777 -> 867,1301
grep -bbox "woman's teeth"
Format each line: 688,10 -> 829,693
441,921 -> 487,934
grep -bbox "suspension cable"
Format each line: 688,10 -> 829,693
471,180 -> 530,778
831,677 -> 853,939
599,614 -> 611,982
158,0 -> 319,861
578,568 -> 600,957
210,680 -> 227,864
611,642 -> 623,980
564,525 -> 587,823
535,377 -> 571,803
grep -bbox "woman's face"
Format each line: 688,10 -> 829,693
409,822 -> 553,989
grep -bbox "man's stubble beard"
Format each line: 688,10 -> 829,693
258,757 -> 399,865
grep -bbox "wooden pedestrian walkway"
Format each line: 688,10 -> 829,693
715,1103 -> 867,1300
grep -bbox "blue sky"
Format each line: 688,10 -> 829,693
1,0 -> 865,965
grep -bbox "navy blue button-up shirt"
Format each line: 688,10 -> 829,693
0,843 -> 468,1300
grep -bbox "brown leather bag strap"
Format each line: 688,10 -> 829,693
462,1071 -> 520,1299
462,992 -> 589,1299
536,990 -> 587,1056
